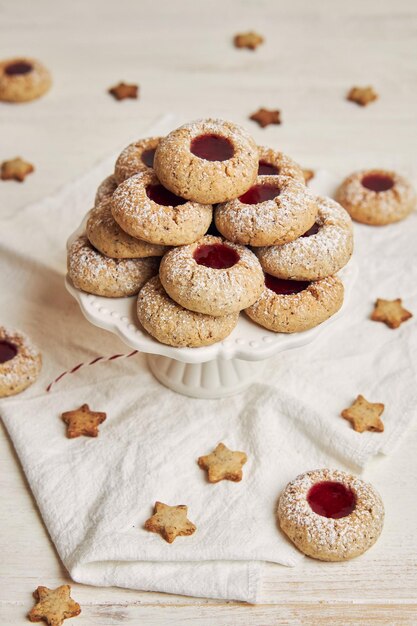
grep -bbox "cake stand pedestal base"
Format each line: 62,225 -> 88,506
147,354 -> 265,399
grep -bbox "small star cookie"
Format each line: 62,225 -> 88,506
341,395 -> 385,433
28,584 -> 81,626
302,168 -> 315,184
144,501 -> 196,543
1,156 -> 34,182
108,82 -> 139,100
371,298 -> 412,329
198,442 -> 247,483
233,31 -> 264,50
61,403 -> 106,438
347,86 -> 378,106
250,108 -> 281,128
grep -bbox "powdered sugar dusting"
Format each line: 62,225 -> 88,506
114,137 -> 161,183
257,146 -> 304,183
0,326 -> 41,395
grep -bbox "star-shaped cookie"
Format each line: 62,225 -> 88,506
302,168 -> 315,184
144,501 -> 196,543
341,395 -> 385,433
233,31 -> 264,50
250,108 -> 281,128
1,156 -> 34,182
108,81 -> 139,100
28,584 -> 81,626
61,403 -> 106,438
371,298 -> 412,329
198,442 -> 247,483
347,86 -> 378,106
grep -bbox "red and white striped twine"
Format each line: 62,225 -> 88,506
46,350 -> 139,392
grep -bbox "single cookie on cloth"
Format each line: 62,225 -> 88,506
336,169 -> 416,225
94,174 -> 118,206
0,327 -> 42,397
114,136 -> 160,183
341,395 -> 385,433
198,443 -> 247,483
245,274 -> 344,333
111,170 -> 212,246
0,57 -> 51,102
61,403 -> 107,439
277,469 -> 384,561
249,108 -> 281,128
257,146 -> 304,182
255,196 -> 353,281
137,276 -> 239,348
371,298 -> 412,329
159,235 -> 264,316
67,235 -> 159,297
215,175 -> 317,246
28,584 -> 81,626
144,501 -> 197,544
1,156 -> 34,182
87,201 -> 168,259
153,119 -> 258,204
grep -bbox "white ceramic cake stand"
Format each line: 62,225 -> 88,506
65,172 -> 357,398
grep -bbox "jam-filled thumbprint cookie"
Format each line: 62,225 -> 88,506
256,196 -> 353,281
278,469 -> 384,561
67,235 -> 159,297
257,146 -> 304,183
0,57 -> 51,102
159,235 -> 264,316
111,170 -> 212,246
0,327 -> 42,397
153,119 -> 258,204
215,175 -> 317,246
137,276 -> 239,348
114,136 -> 161,184
245,274 -> 344,333
336,169 -> 416,225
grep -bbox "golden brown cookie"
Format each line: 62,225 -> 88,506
86,202 -> 168,259
67,235 -> 159,297
341,395 -> 385,433
250,108 -> 281,128
108,81 -> 138,100
153,119 -> 258,204
215,175 -> 317,247
336,169 -> 416,225
0,57 -> 51,102
255,196 -> 353,281
1,156 -> 34,182
347,86 -> 378,106
61,403 -> 107,438
159,235 -> 264,316
111,170 -> 212,246
303,169 -> 314,184
277,469 -> 384,561
137,276 -> 239,348
114,137 -> 161,183
198,443 -> 247,483
28,584 -> 81,626
94,175 -> 118,206
0,327 -> 42,398
371,298 -> 412,329
245,274 -> 344,333
233,31 -> 264,50
144,501 -> 196,543
257,146 -> 304,182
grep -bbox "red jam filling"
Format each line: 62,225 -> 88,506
194,243 -> 239,269
265,274 -> 309,295
0,340 -> 18,364
361,173 -> 394,192
5,61 -> 33,76
141,148 -> 156,168
146,184 -> 187,207
301,222 -> 320,237
258,160 -> 280,176
239,184 -> 280,204
307,481 -> 356,519
190,134 -> 234,161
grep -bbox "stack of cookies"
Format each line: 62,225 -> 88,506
68,118 -> 353,347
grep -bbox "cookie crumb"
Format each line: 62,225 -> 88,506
347,86 -> 378,106
144,501 -> 196,543
61,403 -> 106,438
250,108 -> 281,128
341,394 -> 384,433
233,31 -> 264,50
198,442 -> 247,483
1,157 -> 34,182
371,298 -> 412,329
28,584 -> 81,626
108,81 -> 139,100
302,169 -> 315,184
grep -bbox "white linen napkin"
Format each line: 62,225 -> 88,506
1,115 -> 416,603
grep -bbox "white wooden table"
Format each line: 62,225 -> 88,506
1,0 -> 417,623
